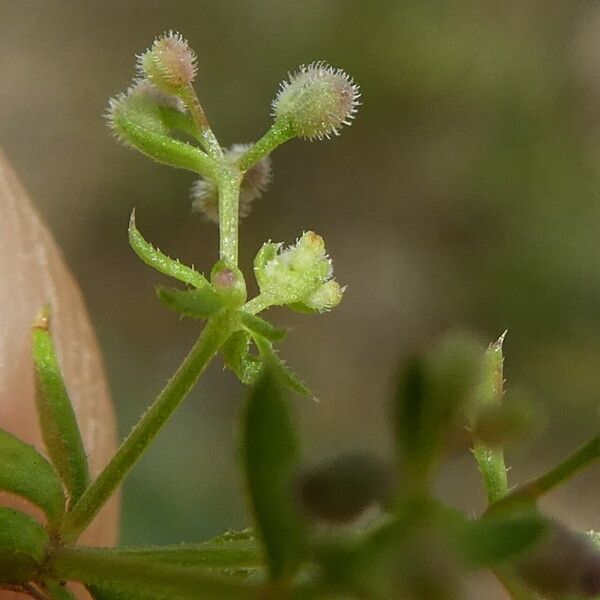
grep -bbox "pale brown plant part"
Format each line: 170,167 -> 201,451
0,149 -> 119,598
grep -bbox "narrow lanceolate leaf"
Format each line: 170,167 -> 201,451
52,546 -> 254,600
222,332 -> 263,386
252,335 -> 313,398
242,368 -> 305,581
0,428 -> 65,527
455,511 -> 547,568
110,109 -> 215,178
129,211 -> 211,290
32,311 -> 89,506
156,286 -> 222,319
84,529 -> 260,569
0,507 -> 49,582
240,312 -> 286,342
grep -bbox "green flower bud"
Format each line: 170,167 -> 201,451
191,143 -> 272,223
137,31 -> 197,93
291,279 -> 345,313
210,261 -> 246,308
254,231 -> 343,309
106,80 -> 183,140
272,62 -> 360,141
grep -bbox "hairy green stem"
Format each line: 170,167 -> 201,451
218,172 -> 242,266
472,336 -> 509,504
50,546 -> 256,600
180,85 -> 223,160
492,435 -> 600,511
243,295 -> 271,315
237,120 -> 295,172
59,314 -> 236,543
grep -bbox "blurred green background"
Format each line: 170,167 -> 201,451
1,0 -> 599,579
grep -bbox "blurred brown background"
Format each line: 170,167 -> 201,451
1,0 -> 599,581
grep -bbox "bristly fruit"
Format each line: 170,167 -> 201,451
191,144 -> 272,223
137,31 -> 197,93
272,61 -> 360,141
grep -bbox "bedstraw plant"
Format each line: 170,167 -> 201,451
1,32 -> 600,600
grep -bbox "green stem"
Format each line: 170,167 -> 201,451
237,120 -> 295,172
59,314 -> 236,543
180,85 -> 223,160
494,567 -> 538,600
243,295 -> 271,315
472,445 -> 508,504
472,335 -> 509,504
492,435 -> 600,510
50,546 -> 256,600
218,172 -> 242,267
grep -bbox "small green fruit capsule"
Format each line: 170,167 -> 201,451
296,453 -> 391,523
210,261 -> 246,307
138,31 -> 197,93
272,62 -> 360,141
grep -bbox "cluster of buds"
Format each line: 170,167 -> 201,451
254,231 -> 344,312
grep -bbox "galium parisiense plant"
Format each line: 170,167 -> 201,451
2,31 -> 600,600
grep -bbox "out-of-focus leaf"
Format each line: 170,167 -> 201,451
45,580 -> 78,600
242,368 -> 305,581
240,312 -> 286,342
156,286 -> 221,319
129,211 -> 210,289
455,511 -> 547,568
32,313 -> 89,506
93,529 -> 261,569
0,507 -> 49,582
0,428 -> 65,527
253,335 -> 313,399
222,332 -> 263,386
393,336 -> 483,483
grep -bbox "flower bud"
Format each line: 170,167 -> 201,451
291,279 -> 345,313
254,231 -> 343,309
106,80 -> 186,144
210,261 -> 246,308
272,62 -> 360,140
137,31 -> 197,93
191,143 -> 271,223
296,453 -> 391,523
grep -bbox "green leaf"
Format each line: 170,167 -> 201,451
0,428 -> 65,527
0,507 -> 49,582
32,314 -> 89,506
52,546 -> 254,600
88,584 -> 168,600
45,580 -> 78,600
110,108 -> 215,178
222,332 -> 263,386
90,529 -> 260,569
240,312 -> 286,342
252,336 -> 314,399
455,512 -> 547,568
156,286 -> 221,319
242,368 -> 305,581
129,211 -> 211,290
393,336 -> 484,484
